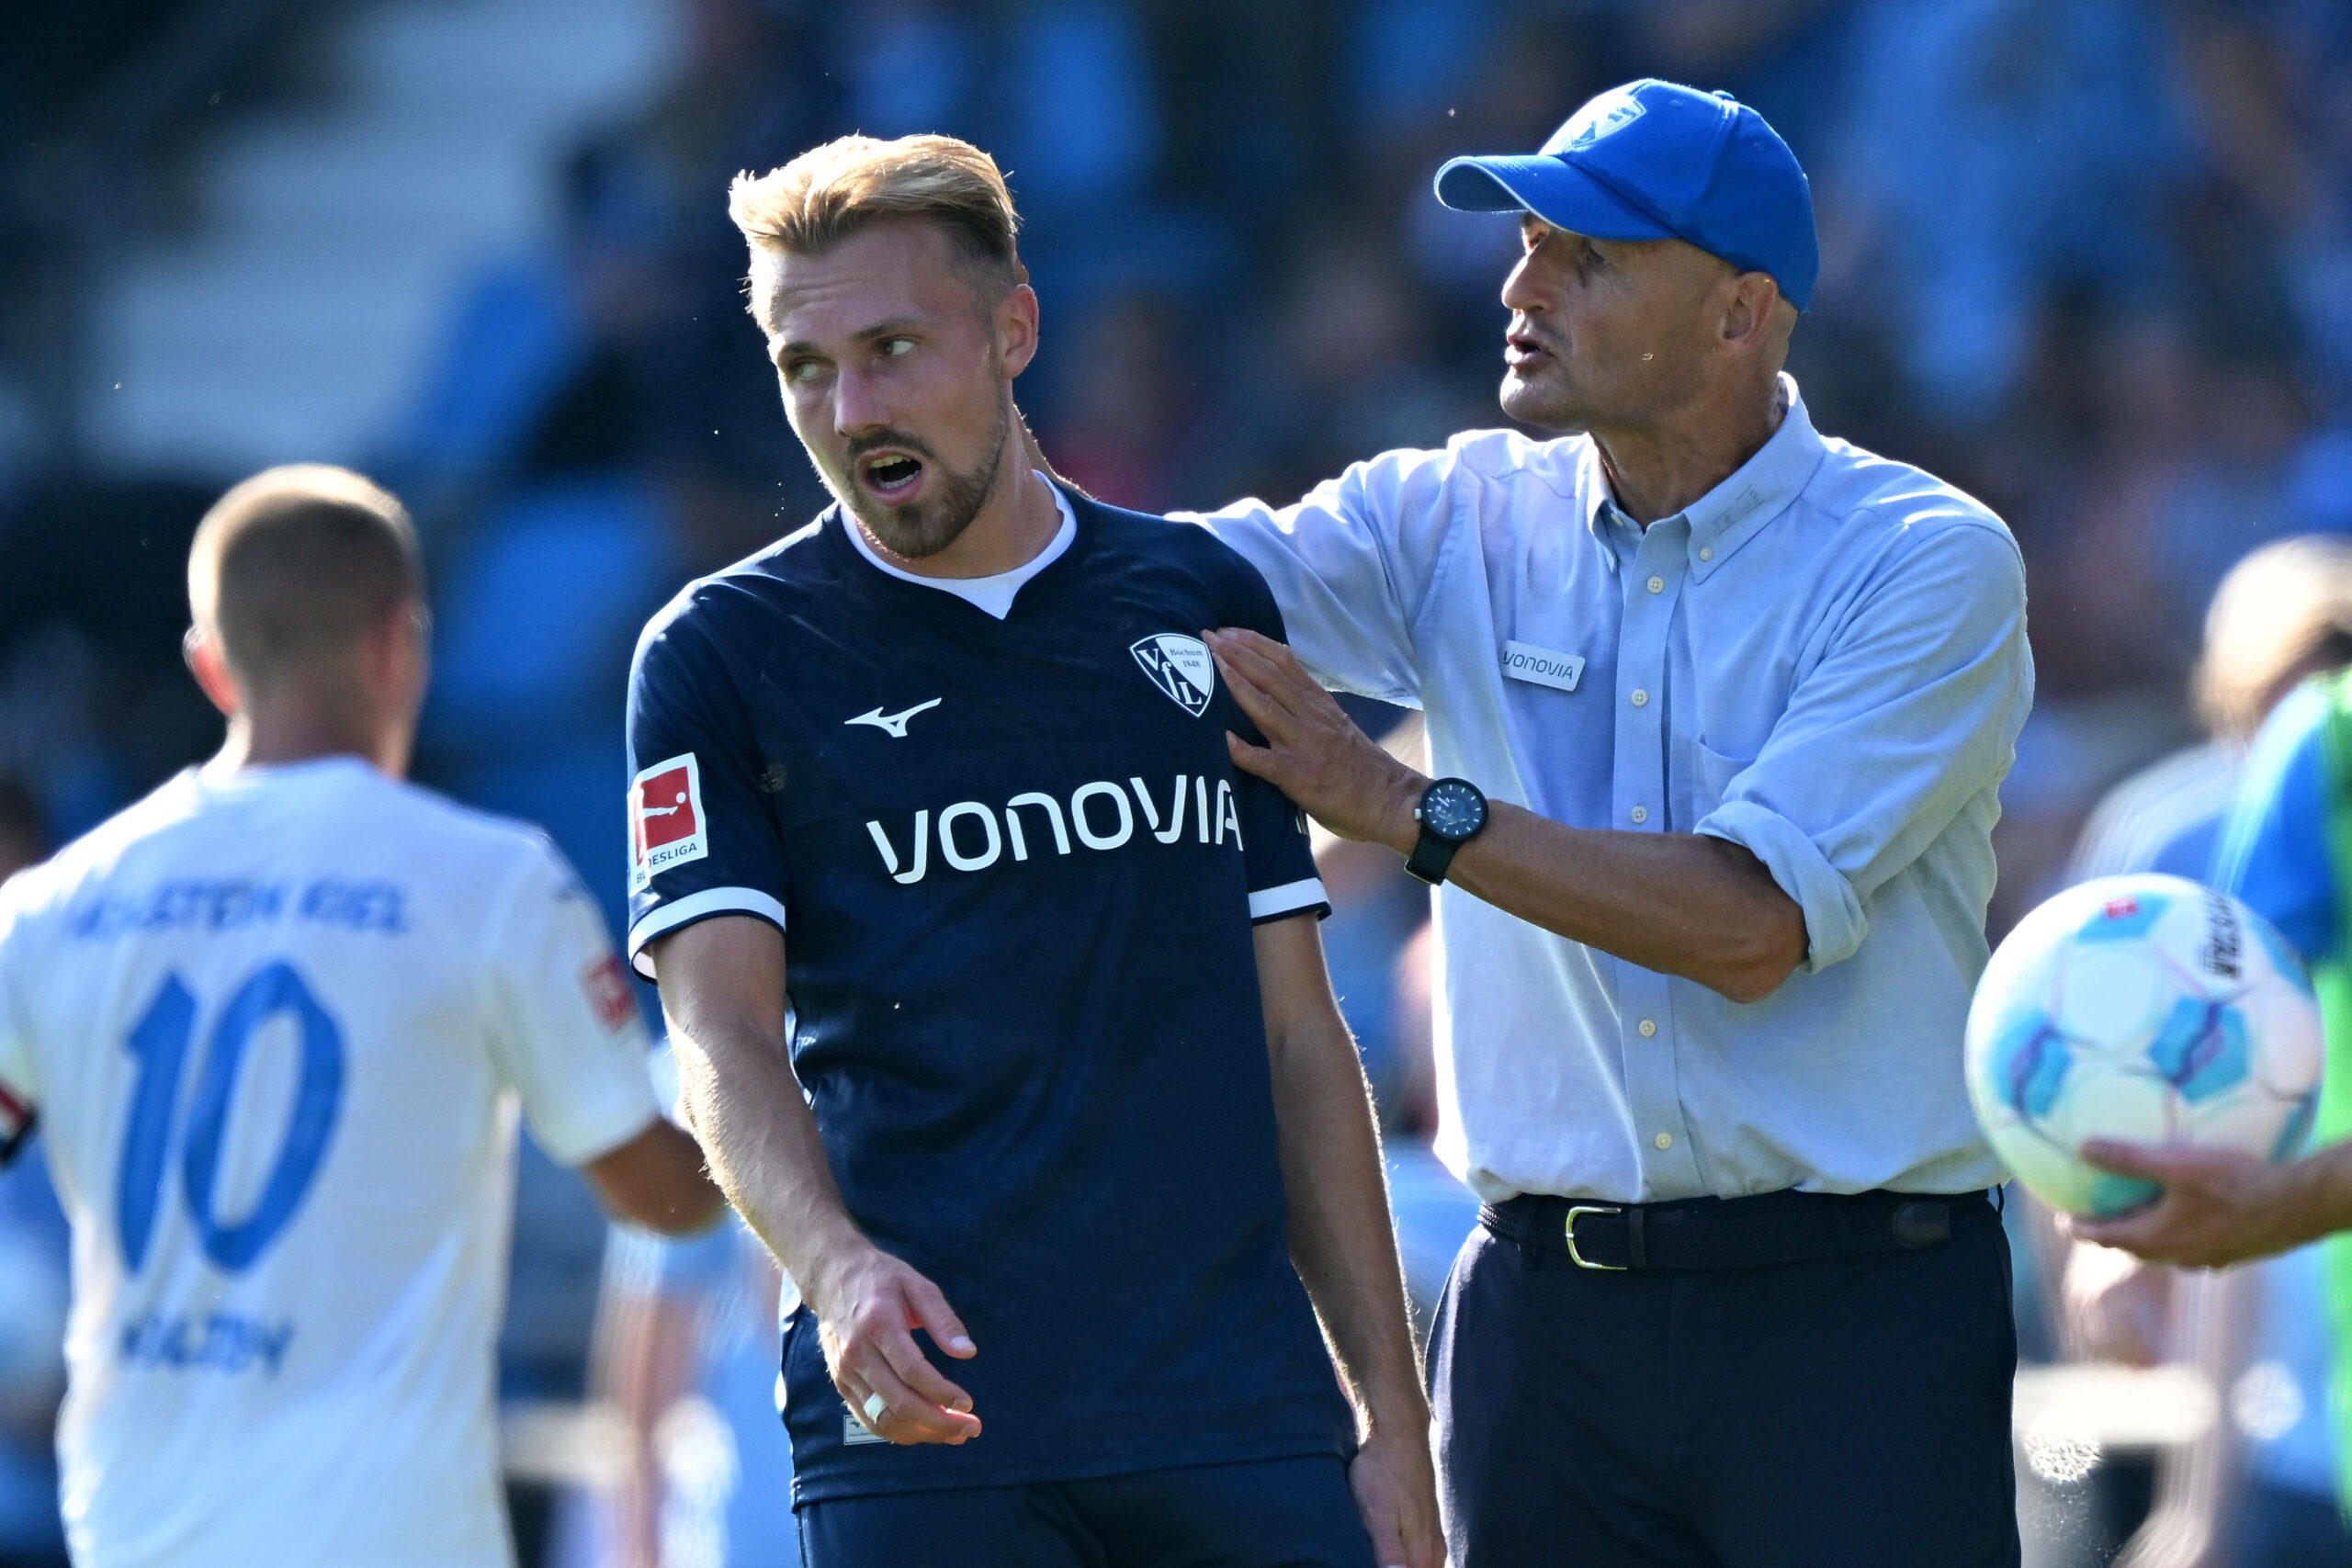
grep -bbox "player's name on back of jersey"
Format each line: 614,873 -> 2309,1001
118,1310 -> 294,1378
864,773 -> 1248,886
68,876 -> 408,940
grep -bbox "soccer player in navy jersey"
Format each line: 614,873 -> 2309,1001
622,134 -> 1442,1568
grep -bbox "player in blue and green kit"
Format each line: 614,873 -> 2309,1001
623,134 -> 1440,1568
2080,665 -> 2352,1556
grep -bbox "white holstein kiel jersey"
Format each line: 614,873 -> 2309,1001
0,758 -> 662,1568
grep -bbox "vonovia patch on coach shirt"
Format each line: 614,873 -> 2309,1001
1501,640 -> 1586,694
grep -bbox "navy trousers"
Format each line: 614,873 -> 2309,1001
1430,1196 -> 2019,1567
796,1454 -> 1375,1568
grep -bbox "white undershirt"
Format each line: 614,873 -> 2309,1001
844,471 -> 1077,620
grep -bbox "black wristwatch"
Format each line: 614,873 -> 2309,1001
1405,777 -> 1488,886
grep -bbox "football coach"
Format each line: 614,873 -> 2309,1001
1184,80 -> 2035,1566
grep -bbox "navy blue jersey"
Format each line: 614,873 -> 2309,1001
623,489 -> 1351,1503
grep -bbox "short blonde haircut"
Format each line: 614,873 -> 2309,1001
2195,535 -> 2352,741
729,134 -> 1023,325
188,464 -> 422,694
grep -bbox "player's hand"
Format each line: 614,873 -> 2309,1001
1347,1424 -> 1445,1568
1204,627 -> 1423,852
807,1243 -> 982,1445
2064,1140 -> 2317,1268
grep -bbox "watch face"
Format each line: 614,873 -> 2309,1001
1420,780 -> 1487,842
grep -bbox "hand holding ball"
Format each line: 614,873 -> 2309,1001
1964,874 -> 2323,1218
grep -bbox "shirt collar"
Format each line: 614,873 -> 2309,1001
1580,373 -> 1828,581
842,471 -> 1077,618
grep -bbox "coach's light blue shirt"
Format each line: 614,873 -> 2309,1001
1188,377 -> 2032,1203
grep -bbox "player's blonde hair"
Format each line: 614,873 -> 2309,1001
2195,535 -> 2352,741
729,134 -> 1023,326
187,464 -> 422,694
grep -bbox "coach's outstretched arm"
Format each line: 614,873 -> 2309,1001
652,914 -> 983,1446
1205,514 -> 2028,1005
1212,627 -> 1803,1002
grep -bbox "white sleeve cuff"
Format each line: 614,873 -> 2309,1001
627,886 -> 788,978
1249,876 -> 1330,922
1697,801 -> 1866,973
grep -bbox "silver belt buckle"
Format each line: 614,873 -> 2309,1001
1564,1204 -> 1626,1270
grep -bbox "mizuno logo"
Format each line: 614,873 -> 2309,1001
844,698 -> 943,738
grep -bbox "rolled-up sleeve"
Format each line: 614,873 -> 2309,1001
1182,444 -> 1465,706
1696,520 -> 2031,972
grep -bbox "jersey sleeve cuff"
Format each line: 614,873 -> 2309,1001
1248,876 -> 1331,923
627,886 -> 788,978
0,1080 -> 34,1168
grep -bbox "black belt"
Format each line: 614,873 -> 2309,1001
1484,1188 -> 1990,1272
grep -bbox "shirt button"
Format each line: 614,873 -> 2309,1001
1700,547 -> 1713,561
1655,1133 -> 1674,1151
1638,1019 -> 1657,1038
1630,688 -> 1648,707
1629,806 -> 1649,824
1646,575 -> 1664,593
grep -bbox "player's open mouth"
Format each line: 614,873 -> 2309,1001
859,453 -> 926,502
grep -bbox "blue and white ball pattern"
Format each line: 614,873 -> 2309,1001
1964,874 -> 2324,1217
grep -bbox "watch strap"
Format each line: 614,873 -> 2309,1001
1404,830 -> 1464,886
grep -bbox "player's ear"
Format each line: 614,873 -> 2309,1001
184,626 -> 243,718
996,280 -> 1040,380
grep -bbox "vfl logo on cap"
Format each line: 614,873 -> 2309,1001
1131,634 -> 1215,717
1547,92 -> 1645,153
630,753 -> 708,893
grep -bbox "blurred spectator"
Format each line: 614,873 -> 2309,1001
1830,0 -> 2188,423
1043,289 -> 1201,511
0,480 -> 220,839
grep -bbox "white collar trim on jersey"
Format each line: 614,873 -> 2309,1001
842,470 -> 1077,620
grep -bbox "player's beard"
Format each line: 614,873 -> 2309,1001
839,393 -> 1012,560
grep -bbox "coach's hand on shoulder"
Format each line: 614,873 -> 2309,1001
1348,1419 -> 1444,1568
807,1241 -> 983,1445
2064,1139 -> 2342,1269
1204,628 -> 1423,850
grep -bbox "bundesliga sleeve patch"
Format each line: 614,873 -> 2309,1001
630,753 -> 709,894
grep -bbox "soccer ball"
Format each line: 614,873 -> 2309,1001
1964,874 -> 2324,1218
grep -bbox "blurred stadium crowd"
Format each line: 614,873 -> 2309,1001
6,1 -> 2352,1565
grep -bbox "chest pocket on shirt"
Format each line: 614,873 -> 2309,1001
1672,737 -> 1756,830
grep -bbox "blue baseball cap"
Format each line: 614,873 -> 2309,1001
1435,79 -> 1819,311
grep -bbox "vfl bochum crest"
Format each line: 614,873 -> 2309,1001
1131,633 -> 1215,717
1546,91 -> 1645,153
